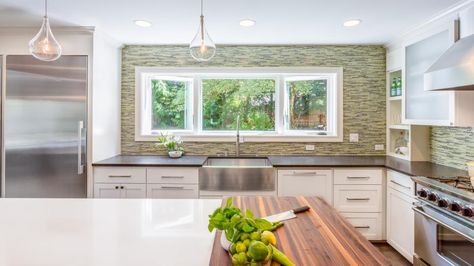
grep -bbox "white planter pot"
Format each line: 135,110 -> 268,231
168,151 -> 183,158
220,232 -> 231,250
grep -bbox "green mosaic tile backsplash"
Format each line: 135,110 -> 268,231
121,45 -> 387,156
431,126 -> 474,170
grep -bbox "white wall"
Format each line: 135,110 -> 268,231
92,30 -> 122,162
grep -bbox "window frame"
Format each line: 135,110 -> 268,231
135,67 -> 343,142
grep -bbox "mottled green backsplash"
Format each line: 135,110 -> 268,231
121,45 -> 387,156
431,126 -> 474,170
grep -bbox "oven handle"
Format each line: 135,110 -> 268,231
413,205 -> 474,242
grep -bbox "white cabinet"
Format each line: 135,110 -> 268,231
94,183 -> 146,199
386,170 -> 414,263
277,169 -> 333,204
93,166 -> 199,199
333,168 -> 385,240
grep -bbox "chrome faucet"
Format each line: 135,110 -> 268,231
236,115 -> 240,157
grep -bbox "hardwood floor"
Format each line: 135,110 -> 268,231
374,243 -> 412,266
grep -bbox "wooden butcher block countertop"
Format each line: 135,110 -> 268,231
209,196 -> 390,266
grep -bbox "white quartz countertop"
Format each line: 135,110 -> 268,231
0,198 -> 222,266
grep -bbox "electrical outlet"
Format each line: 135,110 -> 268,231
349,133 -> 359,142
305,145 -> 315,151
375,144 -> 385,151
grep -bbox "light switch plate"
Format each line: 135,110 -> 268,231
349,133 -> 359,142
375,144 -> 385,151
305,145 -> 315,151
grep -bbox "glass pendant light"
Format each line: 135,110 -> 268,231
189,0 -> 216,62
29,0 -> 62,61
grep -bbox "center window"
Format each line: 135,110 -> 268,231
136,68 -> 342,142
201,79 -> 276,131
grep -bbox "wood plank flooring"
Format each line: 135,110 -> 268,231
373,243 -> 411,266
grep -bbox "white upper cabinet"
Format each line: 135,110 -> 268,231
403,19 -> 474,126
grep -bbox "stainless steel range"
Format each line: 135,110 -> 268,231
412,176 -> 474,266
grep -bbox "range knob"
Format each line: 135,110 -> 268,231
417,189 -> 428,198
437,198 -> 449,208
427,193 -> 438,202
462,207 -> 474,218
449,202 -> 462,212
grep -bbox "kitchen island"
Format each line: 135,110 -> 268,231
0,197 -> 389,266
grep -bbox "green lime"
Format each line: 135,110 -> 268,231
248,241 -> 269,262
235,242 -> 247,253
243,239 -> 251,247
240,233 -> 250,241
250,231 -> 261,241
229,243 -> 237,255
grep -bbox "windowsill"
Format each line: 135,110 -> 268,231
135,133 -> 343,143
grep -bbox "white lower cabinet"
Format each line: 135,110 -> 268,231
94,183 -> 146,199
342,213 -> 382,240
147,184 -> 199,199
387,170 -> 414,263
277,169 -> 333,204
333,168 -> 385,241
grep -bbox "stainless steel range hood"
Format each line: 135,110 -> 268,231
424,22 -> 474,91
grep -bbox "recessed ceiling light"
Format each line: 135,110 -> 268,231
240,19 -> 256,27
343,19 -> 361,27
134,20 -> 152,28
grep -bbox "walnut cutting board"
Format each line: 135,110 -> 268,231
209,196 -> 390,266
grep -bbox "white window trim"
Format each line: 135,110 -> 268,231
135,67 -> 343,142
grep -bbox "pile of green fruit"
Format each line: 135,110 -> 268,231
208,198 -> 295,266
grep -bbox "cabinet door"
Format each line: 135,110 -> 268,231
120,184 -> 147,198
94,184 -> 122,198
404,23 -> 454,125
278,169 -> 333,204
387,187 -> 414,263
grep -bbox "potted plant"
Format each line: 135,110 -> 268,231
157,133 -> 184,158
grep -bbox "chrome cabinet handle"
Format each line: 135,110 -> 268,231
77,121 -> 85,175
114,186 -> 119,189
354,226 -> 370,229
161,186 -> 185,190
108,175 -> 132,178
161,176 -> 185,179
346,197 -> 370,201
390,180 -> 411,189
346,176 -> 370,179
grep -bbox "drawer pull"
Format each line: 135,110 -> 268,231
346,197 -> 370,201
161,176 -> 185,179
354,225 -> 370,229
161,186 -> 185,190
346,176 -> 370,179
293,171 -> 318,176
390,180 -> 411,189
108,175 -> 132,178
115,186 -> 119,189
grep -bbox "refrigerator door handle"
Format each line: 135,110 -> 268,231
78,121 -> 84,175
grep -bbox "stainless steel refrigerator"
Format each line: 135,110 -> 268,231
1,55 -> 87,198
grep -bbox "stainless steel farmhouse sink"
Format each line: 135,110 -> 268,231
199,157 -> 275,192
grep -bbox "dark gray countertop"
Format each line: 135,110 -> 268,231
93,155 -> 468,177
93,155 -> 208,167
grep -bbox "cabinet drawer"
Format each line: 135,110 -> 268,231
147,184 -> 198,199
387,170 -> 414,197
342,212 -> 383,240
334,169 -> 383,185
94,183 -> 146,199
94,167 -> 146,183
334,185 -> 382,212
147,167 -> 199,184
277,169 -> 333,204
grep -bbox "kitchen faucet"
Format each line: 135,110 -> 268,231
236,115 -> 240,157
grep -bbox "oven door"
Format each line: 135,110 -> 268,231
413,203 -> 474,266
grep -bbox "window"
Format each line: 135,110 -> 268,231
136,68 -> 342,142
202,79 -> 276,131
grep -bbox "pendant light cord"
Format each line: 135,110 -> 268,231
201,0 -> 203,16
45,0 -> 48,18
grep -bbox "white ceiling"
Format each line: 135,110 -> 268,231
0,0 -> 465,45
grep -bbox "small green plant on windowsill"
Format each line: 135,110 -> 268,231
156,133 -> 184,158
